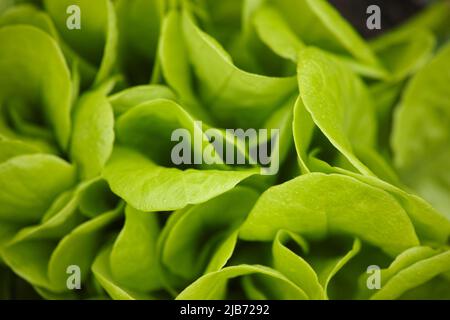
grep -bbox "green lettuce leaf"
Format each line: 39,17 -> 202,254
392,43 -> 450,217
177,264 -> 308,300
0,25 -> 72,149
181,10 -> 296,128
297,47 -> 377,176
267,0 -> 381,68
0,154 -> 76,224
70,89 -> 114,180
103,98 -> 257,212
109,205 -> 162,292
240,173 -> 419,256
44,0 -> 118,86
160,187 -> 258,288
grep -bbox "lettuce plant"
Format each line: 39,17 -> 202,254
0,0 -> 449,300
